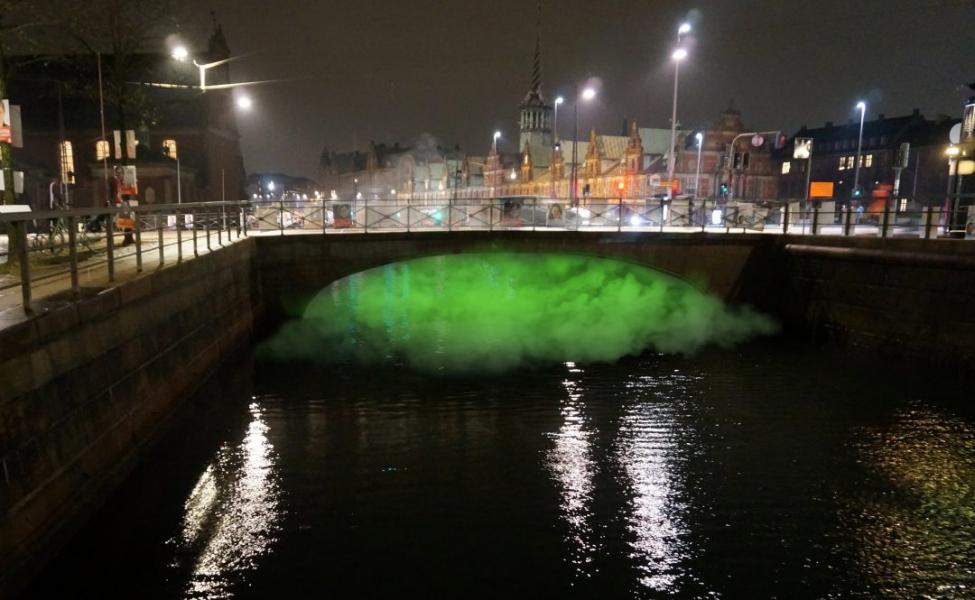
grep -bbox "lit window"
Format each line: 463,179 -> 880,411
864,154 -> 873,167
162,139 -> 178,159
59,141 -> 75,184
898,198 -> 908,212
95,140 -> 111,161
781,161 -> 791,174
838,157 -> 846,171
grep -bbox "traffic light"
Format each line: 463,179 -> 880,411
773,132 -> 787,150
719,182 -> 729,197
852,186 -> 863,199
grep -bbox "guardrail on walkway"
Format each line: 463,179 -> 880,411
1,195 -> 972,315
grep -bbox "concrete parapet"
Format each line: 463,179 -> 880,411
0,238 -> 262,598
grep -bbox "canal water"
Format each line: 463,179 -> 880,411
28,256 -> 975,599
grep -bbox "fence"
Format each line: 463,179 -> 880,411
1,195 -> 973,315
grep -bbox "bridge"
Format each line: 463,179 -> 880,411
2,199 -> 975,596
1,197 -> 970,323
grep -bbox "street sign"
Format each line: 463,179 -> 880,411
895,142 -> 910,169
0,99 -> 10,143
793,138 -> 812,160
949,123 -> 962,144
809,181 -> 834,198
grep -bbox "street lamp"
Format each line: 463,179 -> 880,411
493,130 -> 501,152
694,132 -> 704,198
171,45 -> 189,62
571,86 -> 597,206
553,96 -> 564,143
236,94 -> 253,111
945,145 -> 961,232
667,45 -> 689,199
852,101 -> 867,203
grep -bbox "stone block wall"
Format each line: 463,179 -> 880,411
0,239 -> 262,596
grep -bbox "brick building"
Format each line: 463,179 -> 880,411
7,24 -> 246,211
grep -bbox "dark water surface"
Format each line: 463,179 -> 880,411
29,342 -> 974,599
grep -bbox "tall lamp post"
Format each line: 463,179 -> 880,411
666,22 -> 691,199
693,131 -> 704,196
553,96 -> 564,144
570,86 -> 597,206
852,101 -> 867,203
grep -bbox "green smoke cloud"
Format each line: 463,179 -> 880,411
260,253 -> 777,373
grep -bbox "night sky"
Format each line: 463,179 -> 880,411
179,0 -> 974,178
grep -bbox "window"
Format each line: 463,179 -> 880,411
781,161 -> 791,175
863,154 -> 873,167
59,141 -> 75,184
898,198 -> 909,212
162,139 -> 178,159
95,140 -> 110,161
838,157 -> 846,171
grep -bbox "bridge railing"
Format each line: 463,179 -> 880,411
3,195 -> 973,315
0,200 -> 247,315
240,195 -> 974,238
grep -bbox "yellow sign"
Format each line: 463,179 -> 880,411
809,181 -> 834,198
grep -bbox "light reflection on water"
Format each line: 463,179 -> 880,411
846,401 -> 975,599
546,362 -> 600,581
616,371 -> 696,594
172,402 -> 283,599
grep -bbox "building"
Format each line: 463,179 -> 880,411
7,23 -> 247,210
776,109 -> 960,210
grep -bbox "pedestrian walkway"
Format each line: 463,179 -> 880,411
0,229 -> 245,332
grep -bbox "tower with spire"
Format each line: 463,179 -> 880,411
518,4 -> 553,152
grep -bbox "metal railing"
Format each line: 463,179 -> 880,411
0,200 -> 246,313
2,195 -> 973,315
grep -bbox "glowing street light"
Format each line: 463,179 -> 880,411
666,20 -> 692,199
236,94 -> 253,111
852,101 -> 867,202
171,45 -> 189,62
571,85 -> 598,206
553,96 -> 564,143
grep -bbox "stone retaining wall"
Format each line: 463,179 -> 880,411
0,239 -> 261,597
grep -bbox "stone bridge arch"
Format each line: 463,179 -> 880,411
256,231 -> 779,320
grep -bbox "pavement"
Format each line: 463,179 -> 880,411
0,228 -> 247,333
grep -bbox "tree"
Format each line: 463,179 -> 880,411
54,0 -> 179,162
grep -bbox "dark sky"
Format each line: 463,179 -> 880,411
182,0 -> 973,178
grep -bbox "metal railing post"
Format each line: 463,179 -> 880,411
134,211 -> 143,272
277,201 -> 284,236
924,205 -> 933,239
489,200 -> 494,232
16,221 -> 31,311
448,198 -> 453,232
321,202 -> 327,234
659,198 -> 664,233
406,198 -> 412,233
881,200 -> 891,238
106,210 -> 115,281
782,201 -> 790,235
242,203 -> 248,236
67,216 -> 79,295
192,208 -> 199,257
157,211 -> 165,264
701,199 -> 707,233
205,209 -> 212,251
217,206 -> 223,246
364,197 -> 369,233
843,205 -> 853,236
176,209 -> 183,261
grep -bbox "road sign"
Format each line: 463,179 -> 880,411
793,138 -> 812,160
949,123 -> 962,144
895,143 -> 910,169
809,181 -> 834,198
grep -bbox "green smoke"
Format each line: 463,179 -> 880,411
260,253 -> 777,373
